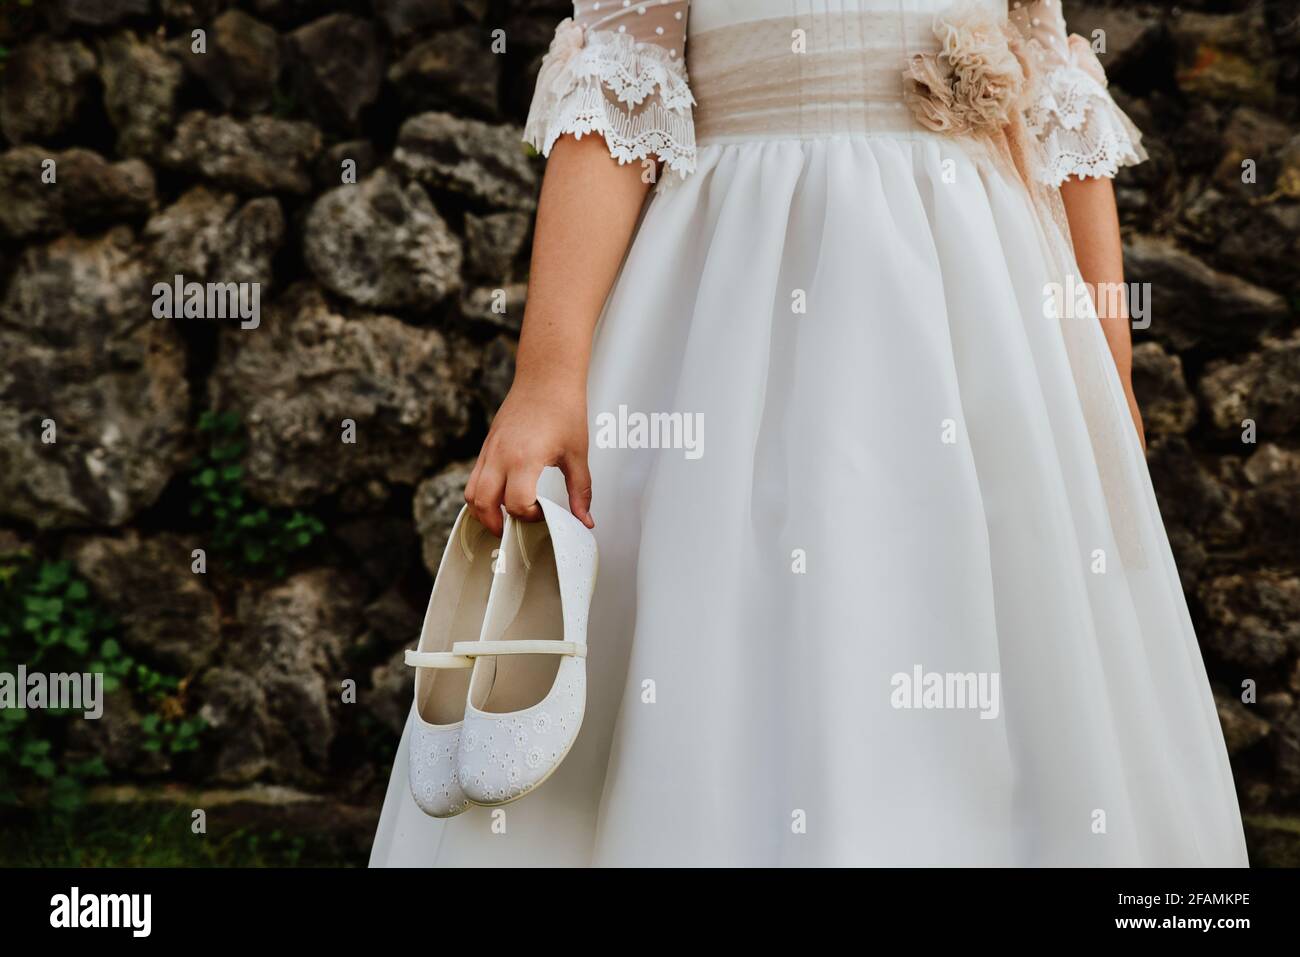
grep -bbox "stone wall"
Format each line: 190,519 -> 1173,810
0,0 -> 1297,864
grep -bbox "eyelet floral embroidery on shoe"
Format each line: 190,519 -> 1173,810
458,656 -> 587,795
409,722 -> 470,816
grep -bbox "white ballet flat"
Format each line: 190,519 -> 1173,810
404,506 -> 498,818
456,497 -> 597,807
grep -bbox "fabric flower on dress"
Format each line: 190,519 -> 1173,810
904,2 -> 1026,136
903,53 -> 962,133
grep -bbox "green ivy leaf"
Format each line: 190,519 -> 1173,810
39,562 -> 70,588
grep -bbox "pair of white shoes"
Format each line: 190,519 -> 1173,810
405,496 -> 597,817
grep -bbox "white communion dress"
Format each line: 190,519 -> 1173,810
371,0 -> 1249,866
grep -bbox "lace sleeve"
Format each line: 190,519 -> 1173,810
522,1 -> 696,177
1008,0 -> 1147,187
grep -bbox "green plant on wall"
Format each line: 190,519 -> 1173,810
188,410 -> 325,578
0,554 -> 204,812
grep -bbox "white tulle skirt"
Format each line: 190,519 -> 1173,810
370,133 -> 1248,866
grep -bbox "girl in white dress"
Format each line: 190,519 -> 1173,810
371,0 -> 1249,866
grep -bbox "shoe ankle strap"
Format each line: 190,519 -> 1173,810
404,650 -> 475,669
451,640 -> 587,658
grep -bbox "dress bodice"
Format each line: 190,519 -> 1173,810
523,0 -> 1145,186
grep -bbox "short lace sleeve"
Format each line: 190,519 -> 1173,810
522,1 -> 696,177
1008,0 -> 1147,187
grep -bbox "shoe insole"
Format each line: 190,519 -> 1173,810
418,544 -> 497,726
479,547 -> 565,715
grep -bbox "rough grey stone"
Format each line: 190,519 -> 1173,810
211,284 -> 473,507
69,532 -> 222,674
475,335 -> 516,422
394,111 -> 537,210
372,0 -> 456,39
1239,444 -> 1300,560
286,14 -> 384,129
232,569 -> 366,779
162,111 -> 322,194
98,30 -> 185,158
0,228 -> 189,529
361,586 -> 424,650
1199,572 -> 1300,670
196,667 -> 272,784
248,0 -> 324,25
388,27 -> 499,116
1276,710 -> 1300,799
314,140 -> 379,189
0,37 -> 96,144
334,515 -> 420,588
0,147 -> 156,240
65,689 -> 166,776
303,168 -> 461,310
1213,688 -> 1271,756
1061,4 -> 1160,75
1123,234 -> 1288,351
160,0 -> 233,22
368,648 -> 414,736
1200,335 -> 1300,437
464,211 -> 530,280
181,9 -> 281,114
1170,9 -> 1276,106
413,459 -> 476,575
46,0 -> 151,31
460,283 -> 527,332
1212,107 -> 1294,192
1130,341 -> 1196,437
144,185 -> 285,288
1244,815 -> 1300,867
